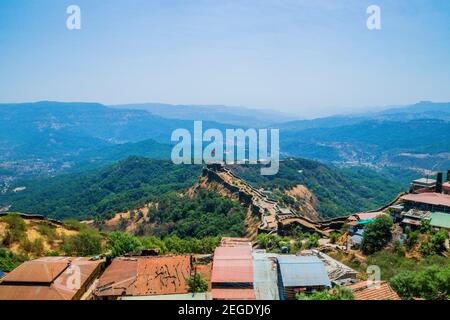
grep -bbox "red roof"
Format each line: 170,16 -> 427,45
348,212 -> 385,222
211,245 -> 253,284
347,281 -> 400,300
0,257 -> 104,300
1,257 -> 70,283
214,246 -> 252,260
211,259 -> 254,283
401,192 -> 450,207
211,289 -> 256,300
95,255 -> 193,297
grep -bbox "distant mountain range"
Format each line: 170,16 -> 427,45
0,100 -> 449,180
109,103 -> 292,127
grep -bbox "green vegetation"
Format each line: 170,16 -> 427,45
361,215 -> 393,254
140,190 -> 246,239
296,286 -> 354,300
420,231 -> 448,256
187,274 -> 209,293
107,231 -> 220,257
230,159 -> 405,218
1,157 -> 202,220
0,248 -> 26,272
108,231 -> 143,257
390,265 -> 450,300
61,229 -> 103,256
1,214 -> 27,245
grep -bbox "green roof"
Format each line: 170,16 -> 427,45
430,212 -> 450,229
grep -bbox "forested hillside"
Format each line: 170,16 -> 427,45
2,157 -> 407,222
1,157 -> 202,220
229,158 -> 406,218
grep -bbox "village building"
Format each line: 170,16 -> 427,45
0,257 -> 104,300
94,255 -> 194,300
430,212 -> 450,234
410,177 -> 436,192
252,250 -> 279,300
347,281 -> 400,300
276,255 -> 331,300
300,250 -> 358,286
210,239 -> 256,300
400,193 -> 450,213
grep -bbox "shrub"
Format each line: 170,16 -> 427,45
296,286 -> 354,300
390,265 -> 450,300
0,248 -> 26,272
62,229 -> 103,256
329,232 -> 340,244
2,214 -> 27,244
38,223 -> 57,242
305,233 -> 319,249
187,273 -> 208,293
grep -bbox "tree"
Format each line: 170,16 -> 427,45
361,215 -> 393,254
187,273 -> 208,293
107,231 -> 143,257
61,229 -> 103,256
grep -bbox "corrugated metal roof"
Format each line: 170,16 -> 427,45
211,289 -> 256,300
1,257 -> 70,283
401,193 -> 450,207
220,237 -> 252,247
120,292 -> 212,300
214,246 -> 252,260
211,259 -> 253,283
0,257 -> 104,300
252,252 -> 279,300
95,255 -> 192,297
277,256 -> 331,288
347,281 -> 400,300
95,258 -> 137,297
430,212 -> 450,229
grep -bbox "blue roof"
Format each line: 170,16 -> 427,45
277,256 -> 331,288
0,271 -> 4,279
352,235 -> 363,244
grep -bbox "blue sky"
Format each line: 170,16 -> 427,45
0,0 -> 449,118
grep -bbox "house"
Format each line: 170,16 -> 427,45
400,209 -> 432,229
430,212 -> 450,233
252,250 -> 279,300
347,211 -> 385,234
0,257 -> 104,300
400,193 -> 450,213
410,177 -> 436,192
276,255 -> 331,300
94,255 -> 193,300
300,250 -> 358,286
347,281 -> 400,300
211,242 -> 256,300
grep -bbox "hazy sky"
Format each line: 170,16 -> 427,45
0,0 -> 449,118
